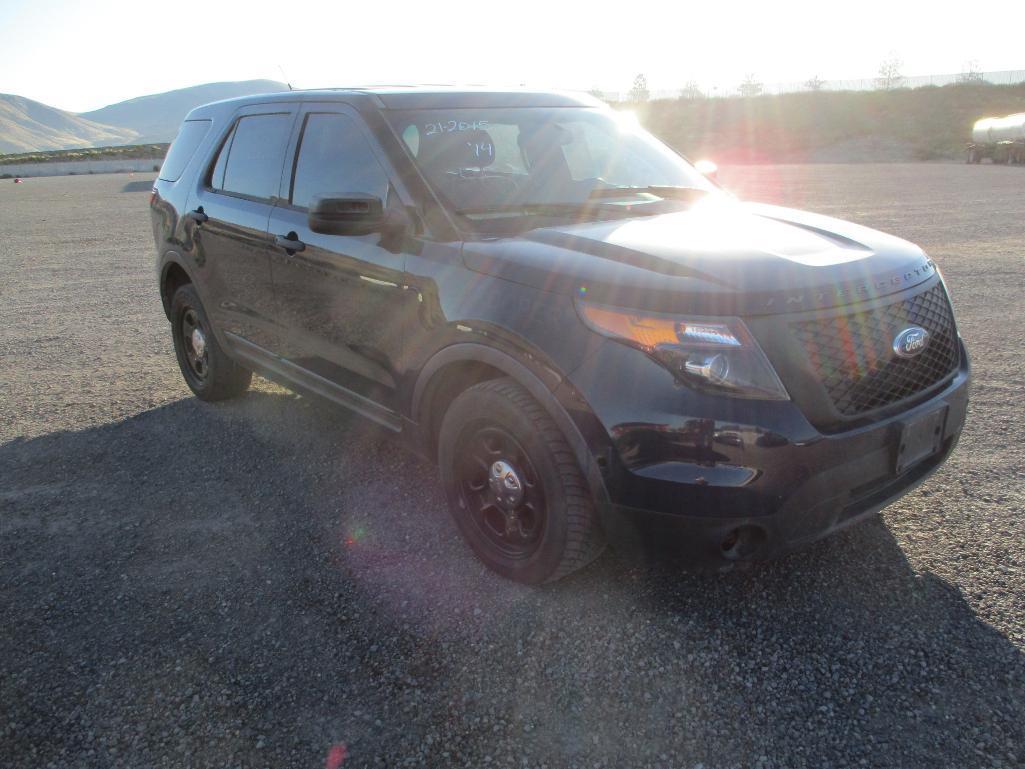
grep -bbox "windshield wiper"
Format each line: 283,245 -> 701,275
455,202 -> 643,218
453,186 -> 709,218
587,185 -> 709,201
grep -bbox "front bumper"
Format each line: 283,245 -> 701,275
563,338 -> 970,565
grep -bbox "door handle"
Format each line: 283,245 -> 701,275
275,232 -> 306,253
184,208 -> 208,224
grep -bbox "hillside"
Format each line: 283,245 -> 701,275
0,144 -> 168,166
0,94 -> 138,154
5,79 -> 1025,163
80,79 -> 287,144
634,82 -> 1025,163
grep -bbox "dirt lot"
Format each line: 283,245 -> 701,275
1,165 -> 1023,769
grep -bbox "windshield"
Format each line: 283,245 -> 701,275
386,107 -> 715,229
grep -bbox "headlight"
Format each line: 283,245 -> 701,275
576,301 -> 789,400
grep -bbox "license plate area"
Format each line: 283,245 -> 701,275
895,405 -> 948,474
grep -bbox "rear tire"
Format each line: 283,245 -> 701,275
438,377 -> 605,584
170,284 -> 251,401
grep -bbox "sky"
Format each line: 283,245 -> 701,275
1,0 -> 1022,113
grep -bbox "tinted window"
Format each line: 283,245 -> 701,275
158,120 -> 211,182
291,113 -> 389,209
208,123 -> 236,190
216,113 -> 293,200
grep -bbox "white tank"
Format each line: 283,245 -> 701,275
972,117 -> 996,143
972,113 -> 1025,143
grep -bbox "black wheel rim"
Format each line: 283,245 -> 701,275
180,308 -> 209,382
455,425 -> 546,560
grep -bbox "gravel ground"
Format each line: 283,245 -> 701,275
1,165 -> 1023,769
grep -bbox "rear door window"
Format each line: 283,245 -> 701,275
212,113 -> 293,201
158,120 -> 211,182
290,113 -> 389,209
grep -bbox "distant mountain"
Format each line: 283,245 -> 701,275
0,94 -> 138,154
80,79 -> 288,143
0,80 -> 288,155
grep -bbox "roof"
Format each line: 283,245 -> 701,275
185,86 -> 604,119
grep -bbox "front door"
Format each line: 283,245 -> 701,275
267,107 -> 414,411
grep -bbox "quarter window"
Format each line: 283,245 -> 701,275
291,113 -> 389,210
211,113 -> 293,200
159,120 -> 211,182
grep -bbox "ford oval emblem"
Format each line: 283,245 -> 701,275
893,326 -> 929,359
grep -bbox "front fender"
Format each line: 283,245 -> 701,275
412,342 -> 611,509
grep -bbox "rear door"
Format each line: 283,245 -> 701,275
186,104 -> 298,349
266,105 -> 415,413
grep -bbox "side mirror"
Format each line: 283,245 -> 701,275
308,194 -> 384,235
694,159 -> 719,182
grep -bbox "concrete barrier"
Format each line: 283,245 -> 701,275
0,158 -> 164,178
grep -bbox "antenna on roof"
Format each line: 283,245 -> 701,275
277,65 -> 294,91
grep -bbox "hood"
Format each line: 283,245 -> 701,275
461,199 -> 938,316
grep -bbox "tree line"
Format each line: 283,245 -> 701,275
597,55 -> 992,102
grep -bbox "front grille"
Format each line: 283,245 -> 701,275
791,283 -> 959,416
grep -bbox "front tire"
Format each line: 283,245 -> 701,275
170,284 -> 251,401
438,378 -> 605,584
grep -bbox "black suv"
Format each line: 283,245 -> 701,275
151,88 -> 969,583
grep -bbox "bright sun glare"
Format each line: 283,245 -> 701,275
0,0 -> 1022,111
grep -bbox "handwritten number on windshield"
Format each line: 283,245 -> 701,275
424,119 -> 489,136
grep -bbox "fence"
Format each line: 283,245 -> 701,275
0,157 -> 163,178
600,69 -> 1025,102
